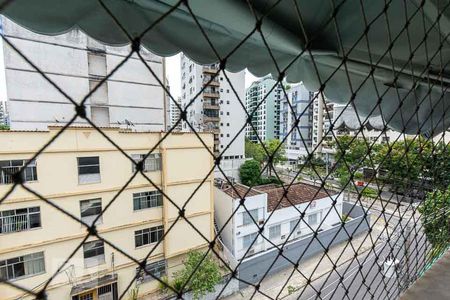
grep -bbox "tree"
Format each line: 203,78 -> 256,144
245,138 -> 265,163
0,124 -> 9,130
173,251 -> 222,300
240,159 -> 261,186
264,139 -> 286,176
419,188 -> 450,261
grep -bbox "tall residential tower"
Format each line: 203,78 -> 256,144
180,54 -> 246,178
245,76 -> 283,142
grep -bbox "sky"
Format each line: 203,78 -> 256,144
166,54 -> 259,100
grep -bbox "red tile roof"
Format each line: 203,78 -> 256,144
255,182 -> 337,212
220,183 -> 263,199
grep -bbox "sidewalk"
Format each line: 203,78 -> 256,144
224,222 -> 384,299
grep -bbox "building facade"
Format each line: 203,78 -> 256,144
214,180 -> 343,261
0,101 -> 8,126
245,76 -> 283,142
279,84 -> 314,165
0,127 -> 214,300
169,97 -> 182,131
180,54 -> 246,179
312,93 -> 335,156
1,17 -> 167,131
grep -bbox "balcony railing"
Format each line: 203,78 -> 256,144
203,91 -> 220,98
0,214 -> 30,233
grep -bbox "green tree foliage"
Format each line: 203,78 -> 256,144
0,124 -> 10,130
333,135 -> 450,192
419,188 -> 450,261
173,251 -> 222,300
245,138 -> 265,163
240,159 -> 261,186
264,139 -> 286,176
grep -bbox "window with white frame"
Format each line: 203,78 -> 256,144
135,225 -> 164,247
77,157 -> 100,184
0,159 -> 37,185
133,191 -> 162,210
289,219 -> 301,236
0,252 -> 45,280
308,213 -> 319,226
242,232 -> 258,249
136,259 -> 166,282
269,224 -> 281,239
0,206 -> 41,234
83,240 -> 105,267
131,153 -> 161,172
242,209 -> 259,226
80,198 -> 102,226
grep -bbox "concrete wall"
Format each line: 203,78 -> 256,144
237,202 -> 370,287
1,17 -> 165,131
0,128 -> 214,300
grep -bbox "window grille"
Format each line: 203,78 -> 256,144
0,206 -> 41,234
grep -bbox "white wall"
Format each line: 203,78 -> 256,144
2,17 -> 166,131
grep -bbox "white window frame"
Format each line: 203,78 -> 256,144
131,153 -> 162,172
242,209 -> 259,226
0,251 -> 45,280
83,240 -> 105,268
0,206 -> 41,234
77,157 -> 101,184
80,198 -> 102,226
133,191 -> 162,211
269,224 -> 281,240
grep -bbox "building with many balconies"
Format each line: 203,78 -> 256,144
180,54 -> 246,179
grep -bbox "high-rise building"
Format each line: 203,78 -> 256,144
312,93 -> 335,155
169,97 -> 182,131
180,54 -> 245,178
0,127 -> 214,300
0,101 -> 8,126
245,76 -> 283,142
279,84 -> 314,165
1,17 -> 168,131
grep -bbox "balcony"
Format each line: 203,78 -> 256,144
203,102 -> 220,110
203,66 -> 218,74
203,91 -> 220,98
203,78 -> 220,86
203,115 -> 220,123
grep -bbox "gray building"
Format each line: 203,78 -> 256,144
1,17 -> 167,131
279,83 -> 314,165
245,75 -> 283,142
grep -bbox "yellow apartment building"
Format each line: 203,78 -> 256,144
0,126 -> 214,300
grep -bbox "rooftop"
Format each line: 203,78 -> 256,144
255,182 -> 337,212
216,180 -> 337,212
219,182 -> 264,199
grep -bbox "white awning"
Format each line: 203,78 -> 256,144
1,0 -> 449,136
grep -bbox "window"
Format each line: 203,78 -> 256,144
242,232 -> 258,249
308,213 -> 319,226
242,209 -> 258,226
80,199 -> 102,226
0,252 -> 45,280
77,157 -> 100,184
290,219 -> 300,235
83,240 -> 105,267
0,159 -> 37,185
137,259 -> 166,282
133,191 -> 162,210
131,153 -> 161,172
0,207 -> 41,234
135,225 -> 164,247
269,224 -> 281,239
